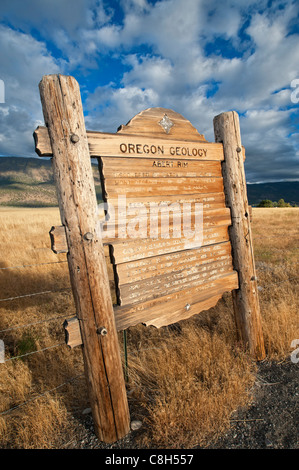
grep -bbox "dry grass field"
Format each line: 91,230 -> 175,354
0,207 -> 298,448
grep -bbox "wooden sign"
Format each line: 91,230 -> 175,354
101,109 -> 239,328
35,75 -> 265,444
37,107 -> 239,329
36,105 -> 262,336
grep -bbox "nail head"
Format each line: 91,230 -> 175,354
70,134 -> 79,143
97,327 -> 108,336
84,232 -> 93,241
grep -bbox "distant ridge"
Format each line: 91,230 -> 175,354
246,181 -> 299,206
0,156 -> 101,207
0,156 -> 298,207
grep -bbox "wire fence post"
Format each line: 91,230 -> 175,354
38,74 -> 130,444
214,111 -> 266,360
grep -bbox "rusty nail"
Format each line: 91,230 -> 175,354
70,134 -> 79,143
97,327 -> 108,336
236,147 -> 242,153
84,232 -> 93,241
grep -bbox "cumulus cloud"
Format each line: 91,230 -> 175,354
0,0 -> 298,182
85,84 -> 159,132
0,25 -> 64,156
240,108 -> 299,181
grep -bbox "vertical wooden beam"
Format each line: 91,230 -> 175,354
213,111 -> 265,360
38,74 -> 130,443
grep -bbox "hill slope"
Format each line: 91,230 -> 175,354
0,157 -> 101,207
0,156 -> 298,207
247,182 -> 299,206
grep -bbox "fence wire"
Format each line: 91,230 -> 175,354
0,287 -> 71,303
0,260 -> 67,270
0,373 -> 84,416
5,342 -> 65,362
0,315 -> 73,334
0,236 -> 298,436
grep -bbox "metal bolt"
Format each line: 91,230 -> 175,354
97,327 -> 108,336
84,232 -> 93,241
185,303 -> 191,311
251,276 -> 258,281
236,146 -> 242,153
70,134 -> 79,143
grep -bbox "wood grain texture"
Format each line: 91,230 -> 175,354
116,107 -> 207,141
118,257 -> 234,305
114,272 -> 239,329
101,207 -> 231,240
48,203 -> 229,254
38,74 -> 130,443
63,316 -> 83,348
107,225 -> 230,264
89,134 -> 224,160
103,176 -> 224,198
214,111 -> 265,360
34,125 -> 224,160
33,125 -> 53,157
116,241 -> 232,285
61,268 -> 238,343
61,269 -> 239,341
107,192 -> 227,215
49,225 -> 68,254
37,99 -> 241,341
100,157 -> 222,178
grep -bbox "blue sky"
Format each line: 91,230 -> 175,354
0,0 -> 298,182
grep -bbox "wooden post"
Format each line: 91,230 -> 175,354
213,111 -> 265,360
38,74 -> 130,443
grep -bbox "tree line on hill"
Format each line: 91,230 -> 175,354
257,198 -> 297,207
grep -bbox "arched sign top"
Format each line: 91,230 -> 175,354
117,107 -> 207,142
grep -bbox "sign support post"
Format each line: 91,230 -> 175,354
38,74 -> 130,443
213,111 -> 266,360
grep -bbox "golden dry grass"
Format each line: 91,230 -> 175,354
0,206 -> 298,448
0,207 -> 87,448
251,208 -> 299,360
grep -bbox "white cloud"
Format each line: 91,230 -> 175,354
0,0 -> 96,37
85,84 -> 159,132
122,55 -> 174,94
0,0 -> 114,67
80,1 -> 299,182
0,25 -> 64,156
0,0 -> 298,181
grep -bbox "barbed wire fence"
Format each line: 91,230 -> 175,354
0,232 -> 298,440
0,252 -> 79,421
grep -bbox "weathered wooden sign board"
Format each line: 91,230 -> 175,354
34,74 -> 265,444
36,109 -> 238,329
